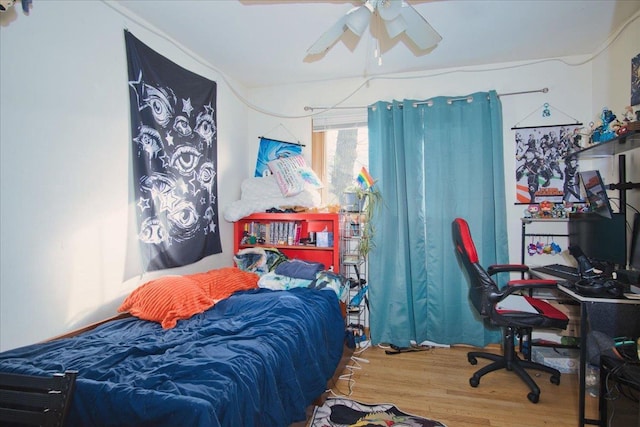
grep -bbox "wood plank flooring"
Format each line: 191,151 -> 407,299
311,344 -> 601,427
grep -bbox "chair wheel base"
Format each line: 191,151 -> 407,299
550,374 -> 560,385
527,391 -> 539,403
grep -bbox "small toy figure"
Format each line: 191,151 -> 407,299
527,204 -> 540,218
552,203 -> 565,218
622,106 -> 635,122
539,200 -> 553,217
563,201 -> 575,216
616,123 -> 629,137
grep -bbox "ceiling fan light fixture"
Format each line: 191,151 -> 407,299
383,14 -> 407,39
377,0 -> 403,21
345,5 -> 372,36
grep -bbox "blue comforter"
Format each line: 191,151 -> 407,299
0,288 -> 344,427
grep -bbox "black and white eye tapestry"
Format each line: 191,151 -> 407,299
125,31 -> 221,272
514,124 -> 584,204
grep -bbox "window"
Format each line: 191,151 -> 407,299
312,113 -> 368,206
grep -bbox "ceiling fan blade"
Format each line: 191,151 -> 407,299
400,4 -> 442,50
306,14 -> 349,55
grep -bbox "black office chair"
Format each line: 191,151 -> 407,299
452,218 -> 569,403
0,370 -> 77,427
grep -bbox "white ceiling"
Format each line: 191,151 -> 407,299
113,0 -> 640,89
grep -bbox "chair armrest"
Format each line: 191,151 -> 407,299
495,279 -> 558,301
487,264 -> 529,276
506,279 -> 559,292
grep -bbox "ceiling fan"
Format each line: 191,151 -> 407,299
307,0 -> 442,55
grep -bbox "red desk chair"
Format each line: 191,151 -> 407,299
452,218 -> 569,403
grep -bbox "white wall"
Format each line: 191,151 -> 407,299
246,13 -> 639,273
591,12 -> 640,236
0,1 -> 249,351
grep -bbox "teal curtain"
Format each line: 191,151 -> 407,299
367,91 -> 507,347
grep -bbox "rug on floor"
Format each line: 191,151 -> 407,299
309,397 -> 446,427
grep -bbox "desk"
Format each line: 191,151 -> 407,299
556,284 -> 640,427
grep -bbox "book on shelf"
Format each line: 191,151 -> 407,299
243,221 -> 302,246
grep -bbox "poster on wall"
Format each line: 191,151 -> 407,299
125,31 -> 222,272
514,124 -> 584,204
254,137 -> 302,177
632,53 -> 640,107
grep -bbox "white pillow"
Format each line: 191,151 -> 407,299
268,155 -> 323,197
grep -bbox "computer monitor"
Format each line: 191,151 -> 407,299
630,212 -> 640,271
578,170 -> 614,219
568,212 -> 626,270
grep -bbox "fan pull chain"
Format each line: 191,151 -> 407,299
375,34 -> 382,66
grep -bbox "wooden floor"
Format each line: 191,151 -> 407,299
306,344 -> 601,427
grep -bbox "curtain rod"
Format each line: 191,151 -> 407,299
304,87 -> 549,111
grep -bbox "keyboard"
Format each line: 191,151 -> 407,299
532,264 -> 580,282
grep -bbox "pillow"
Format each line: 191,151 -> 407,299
188,267 -> 259,301
118,276 -> 214,329
268,155 -> 323,197
274,259 -> 325,280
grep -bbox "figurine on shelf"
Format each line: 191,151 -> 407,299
563,201 -> 576,216
591,108 -> 619,143
552,203 -> 566,218
539,200 -> 553,217
527,204 -> 540,218
622,106 -> 635,123
616,122 -> 629,137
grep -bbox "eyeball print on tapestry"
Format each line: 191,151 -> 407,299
126,31 -> 222,272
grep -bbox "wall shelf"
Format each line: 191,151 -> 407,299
571,130 -> 640,216
233,212 -> 340,272
571,130 -> 639,158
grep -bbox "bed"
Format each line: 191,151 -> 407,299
0,266 -> 346,427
